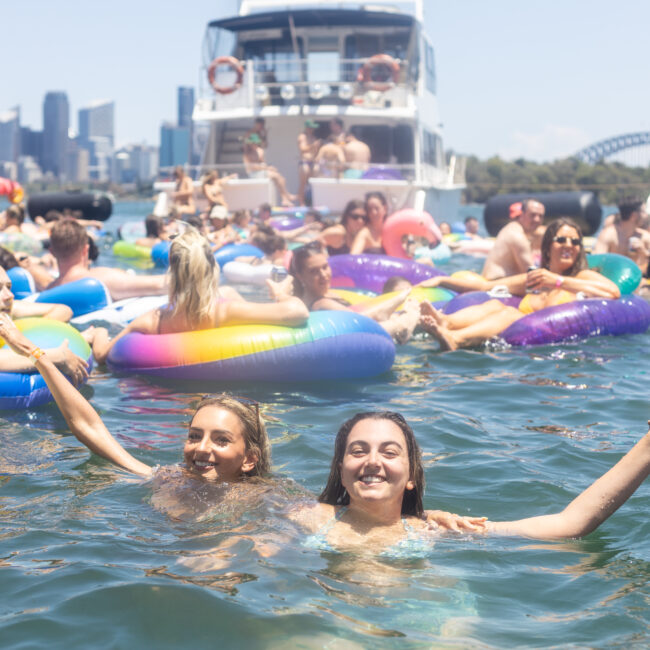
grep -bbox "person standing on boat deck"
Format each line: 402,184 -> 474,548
594,197 -> 650,275
170,166 -> 196,217
242,135 -> 296,207
343,132 -> 371,173
328,118 -> 346,145
482,198 -> 545,279
297,120 -> 322,205
202,170 -> 237,220
47,219 -> 168,301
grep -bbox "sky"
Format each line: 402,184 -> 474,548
3,0 -> 650,162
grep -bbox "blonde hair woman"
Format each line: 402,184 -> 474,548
92,228 -> 308,363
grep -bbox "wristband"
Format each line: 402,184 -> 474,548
29,348 -> 46,365
555,276 -> 564,288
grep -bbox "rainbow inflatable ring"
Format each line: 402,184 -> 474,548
107,310 -> 395,381
0,319 -> 92,409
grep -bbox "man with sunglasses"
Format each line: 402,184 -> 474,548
482,198 -> 545,279
594,197 -> 650,276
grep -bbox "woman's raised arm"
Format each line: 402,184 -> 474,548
0,313 -> 152,477
489,425 -> 650,539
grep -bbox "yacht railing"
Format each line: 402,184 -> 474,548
196,57 -> 415,112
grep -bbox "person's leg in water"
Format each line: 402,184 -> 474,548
420,302 -> 523,351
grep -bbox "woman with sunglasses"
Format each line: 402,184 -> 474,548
349,191 -> 389,255
288,241 -> 421,342
91,227 -> 308,363
418,219 -> 620,350
318,199 -> 367,256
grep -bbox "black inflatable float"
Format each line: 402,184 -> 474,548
483,191 -> 602,237
27,191 -> 113,222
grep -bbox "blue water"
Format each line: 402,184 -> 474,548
1,201 -> 649,648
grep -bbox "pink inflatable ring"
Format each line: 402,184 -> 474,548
382,209 -> 442,259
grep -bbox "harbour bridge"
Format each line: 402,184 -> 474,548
575,132 -> 650,166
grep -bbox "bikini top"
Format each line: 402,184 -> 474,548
303,506 -> 434,559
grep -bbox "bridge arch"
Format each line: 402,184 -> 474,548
575,132 -> 650,163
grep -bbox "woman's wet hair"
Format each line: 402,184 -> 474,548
0,246 -> 19,270
540,218 -> 586,276
191,394 -> 270,477
340,199 -> 367,229
289,241 -> 327,298
318,411 -> 425,518
168,227 -> 218,328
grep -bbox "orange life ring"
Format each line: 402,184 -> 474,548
207,56 -> 244,95
356,54 -> 400,92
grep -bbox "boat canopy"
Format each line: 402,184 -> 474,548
208,8 -> 415,32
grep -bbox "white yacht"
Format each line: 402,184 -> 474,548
187,0 -> 464,219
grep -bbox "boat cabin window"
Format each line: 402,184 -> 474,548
242,36 -> 304,83
424,41 -> 436,94
344,32 -> 410,60
422,130 -> 443,168
307,37 -> 340,82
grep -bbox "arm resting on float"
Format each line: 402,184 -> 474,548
419,273 -> 527,295
488,428 -> 650,539
0,314 -> 152,476
12,300 -> 73,322
92,311 -> 159,365
221,291 -> 309,327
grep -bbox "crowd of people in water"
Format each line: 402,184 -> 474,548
1,170 -> 650,558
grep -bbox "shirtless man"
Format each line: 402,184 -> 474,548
171,166 -> 196,217
343,132 -> 371,172
594,197 -> 650,275
328,117 -> 346,145
482,198 -> 545,279
47,219 -> 167,301
297,120 -> 322,205
315,141 -> 346,179
243,134 -> 296,207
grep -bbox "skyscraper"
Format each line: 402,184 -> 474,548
177,87 -> 194,128
159,123 -> 190,168
42,92 -> 69,178
78,100 -> 115,148
0,107 -> 20,164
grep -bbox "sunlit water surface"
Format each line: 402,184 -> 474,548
1,202 -> 649,648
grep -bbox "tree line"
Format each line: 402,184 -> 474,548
463,156 -> 650,205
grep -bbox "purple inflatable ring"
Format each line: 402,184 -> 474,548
442,291 -> 521,314
328,254 -> 447,293
502,295 -> 650,346
270,216 -> 303,231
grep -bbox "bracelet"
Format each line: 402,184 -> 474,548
29,348 -> 46,365
555,276 -> 564,288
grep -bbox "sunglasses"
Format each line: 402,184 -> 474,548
553,236 -> 581,246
